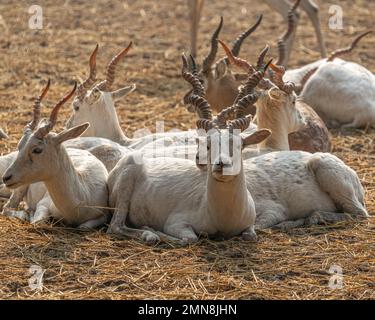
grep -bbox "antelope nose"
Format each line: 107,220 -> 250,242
3,174 -> 12,184
213,160 -> 224,172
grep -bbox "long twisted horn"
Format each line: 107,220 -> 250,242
202,16 -> 223,75
228,115 -> 252,132
327,30 -> 372,61
269,63 -> 295,94
196,119 -> 214,131
234,59 -> 272,104
234,93 -> 259,119
256,45 -> 270,69
276,0 -> 300,66
218,39 -> 254,73
97,42 -> 132,91
231,14 -> 263,57
35,82 -> 77,138
26,79 -> 50,131
186,94 -> 212,120
182,54 -> 205,97
77,44 -> 98,101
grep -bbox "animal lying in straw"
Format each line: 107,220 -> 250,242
107,68 -> 272,244
300,44 -> 375,128
66,42 -> 205,149
2,82 -> 110,228
197,59 -> 368,232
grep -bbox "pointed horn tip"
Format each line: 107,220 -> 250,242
72,81 -> 77,92
359,30 -> 373,37
217,39 -> 231,52
269,61 -> 282,72
189,54 -> 197,66
181,54 -> 188,68
39,79 -> 51,99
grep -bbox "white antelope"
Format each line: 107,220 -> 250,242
107,59 -> 272,244
301,59 -> 375,128
108,63 -> 368,245
2,82 -> 110,228
187,63 -> 369,230
261,1 -> 374,128
66,43 -> 197,149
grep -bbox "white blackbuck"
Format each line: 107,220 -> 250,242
107,57 -> 273,244
66,43 -> 198,149
189,58 -> 368,231
261,0 -> 374,128
2,82 -> 110,228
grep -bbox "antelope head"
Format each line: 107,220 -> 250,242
66,43 -> 136,138
3,81 -> 89,189
183,15 -> 263,113
182,54 -> 271,177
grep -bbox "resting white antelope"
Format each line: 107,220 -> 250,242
2,82 -> 110,228
188,0 -> 326,65
107,59 -> 273,244
301,59 -> 375,128
262,1 -> 374,128
66,43 -> 198,149
185,63 -> 368,230
0,80 -> 136,224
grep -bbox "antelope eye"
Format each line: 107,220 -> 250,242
92,89 -> 101,100
32,147 -> 43,154
73,101 -> 80,111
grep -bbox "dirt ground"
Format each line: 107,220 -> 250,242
0,0 -> 373,299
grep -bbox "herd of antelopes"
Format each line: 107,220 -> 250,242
0,0 -> 373,244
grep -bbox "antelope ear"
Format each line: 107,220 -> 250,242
215,60 -> 227,79
53,123 -> 90,145
111,84 -> 136,102
269,87 -> 287,101
242,129 -> 271,147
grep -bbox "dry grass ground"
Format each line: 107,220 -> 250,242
0,0 -> 373,299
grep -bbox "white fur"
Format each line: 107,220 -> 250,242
67,88 -> 199,149
106,130 -> 271,244
108,147 -> 367,244
2,127 -> 110,228
300,60 -> 375,128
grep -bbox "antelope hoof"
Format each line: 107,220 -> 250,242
141,230 -> 160,245
3,209 -> 30,222
242,230 -> 258,242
